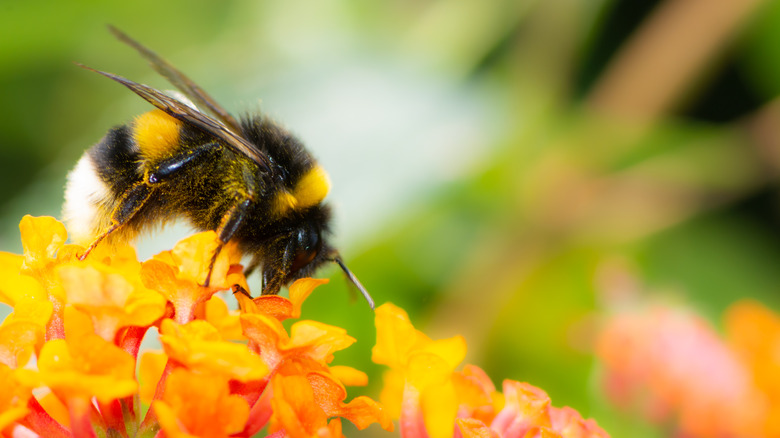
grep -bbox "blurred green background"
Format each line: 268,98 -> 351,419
3,0 -> 780,436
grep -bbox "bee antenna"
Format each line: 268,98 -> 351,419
333,257 -> 375,310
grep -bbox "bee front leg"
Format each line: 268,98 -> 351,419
80,182 -> 153,260
204,199 -> 252,287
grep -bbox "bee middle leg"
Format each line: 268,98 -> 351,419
203,199 -> 252,287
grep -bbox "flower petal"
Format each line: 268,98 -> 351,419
203,295 -> 244,341
139,351 -> 168,404
269,374 -> 328,437
19,216 -> 67,269
159,319 -> 268,382
141,260 -> 214,324
372,303 -> 430,369
169,232 -> 238,288
329,365 -> 368,387
0,298 -> 51,367
0,252 -> 45,306
307,371 -> 393,431
456,418 -> 499,438
549,406 -> 610,438
250,277 -> 328,320
285,321 -> 356,362
491,381 -> 551,436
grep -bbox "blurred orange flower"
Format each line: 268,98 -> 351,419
596,304 -> 766,437
726,300 -> 780,436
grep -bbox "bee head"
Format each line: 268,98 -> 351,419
259,205 -> 373,309
261,205 -> 332,295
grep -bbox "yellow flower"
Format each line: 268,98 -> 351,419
5,215 -> 591,438
372,303 -> 465,438
7,216 -> 86,340
374,303 -> 609,438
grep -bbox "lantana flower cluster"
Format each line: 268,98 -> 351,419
0,215 -> 608,438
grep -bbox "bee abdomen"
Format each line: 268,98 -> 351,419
63,125 -> 140,245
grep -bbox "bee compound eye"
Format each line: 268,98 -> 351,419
296,223 -> 320,252
290,224 -> 321,272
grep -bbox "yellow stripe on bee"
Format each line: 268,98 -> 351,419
133,109 -> 182,159
273,165 -> 331,216
293,165 -> 330,208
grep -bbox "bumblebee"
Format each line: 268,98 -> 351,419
63,27 -> 372,307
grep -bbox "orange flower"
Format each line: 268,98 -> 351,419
726,300 -> 780,436
158,318 -> 268,382
240,279 -> 356,373
153,368 -> 250,438
457,418 -> 501,438
141,231 -> 245,324
57,259 -> 166,342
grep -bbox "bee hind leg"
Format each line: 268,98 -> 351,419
203,199 -> 252,287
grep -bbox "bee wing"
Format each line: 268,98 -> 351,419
107,25 -> 245,136
77,64 -> 271,172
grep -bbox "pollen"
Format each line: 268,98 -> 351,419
273,191 -> 299,216
133,109 -> 182,160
